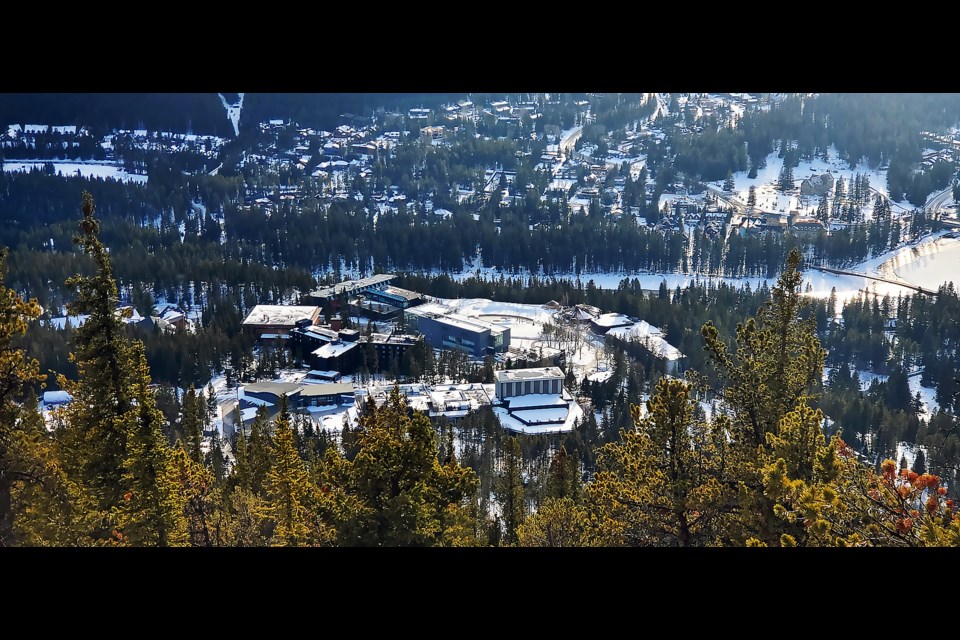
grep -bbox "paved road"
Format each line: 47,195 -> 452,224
925,186 -> 953,216
704,186 -> 746,211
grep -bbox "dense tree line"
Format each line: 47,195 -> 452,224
0,93 -> 234,138
240,93 -> 463,133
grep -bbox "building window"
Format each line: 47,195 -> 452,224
525,381 -> 531,395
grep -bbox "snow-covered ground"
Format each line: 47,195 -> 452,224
824,367 -> 940,424
909,375 -> 940,424
218,92 -> 244,137
717,147 -> 902,216
4,161 -> 148,184
895,442 -> 927,471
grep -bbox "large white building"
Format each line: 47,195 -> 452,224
495,367 -> 565,401
493,367 -> 581,434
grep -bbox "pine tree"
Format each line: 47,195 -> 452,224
778,165 -> 795,193
205,382 -> 218,427
118,343 -> 188,546
265,398 -> 312,546
701,248 -> 828,545
206,428 -> 226,484
181,385 -> 203,463
58,192 -> 136,528
246,407 -> 273,495
517,497 -> 591,547
168,447 -> 216,547
585,377 -> 730,546
817,196 -> 829,223
320,385 -> 478,546
723,170 -> 735,192
913,449 -> 927,475
544,446 -> 580,501
56,192 -> 193,545
0,248 -> 77,546
496,436 -> 526,545
747,185 -> 757,208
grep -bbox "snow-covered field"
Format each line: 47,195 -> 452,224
721,147 -> 901,216
3,161 -> 148,184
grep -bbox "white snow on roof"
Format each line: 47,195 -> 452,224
586,369 -> 614,383
436,297 -> 560,325
240,395 -> 274,408
497,367 -> 564,382
312,341 -> 358,358
242,305 -> 319,326
607,321 -> 684,361
592,312 -> 633,328
494,399 -> 583,434
505,393 -> 568,409
306,370 -> 339,378
42,390 -> 73,405
511,407 -> 569,423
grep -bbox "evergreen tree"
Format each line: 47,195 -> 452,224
181,385 -> 203,463
206,428 -> 226,484
544,445 -> 580,501
747,185 -> 757,208
723,170 -> 735,192
58,192 -> 136,531
586,378 -> 730,546
168,446 -> 216,547
778,165 -> 795,193
246,407 -> 273,495
0,248 -> 76,546
701,248 -> 827,545
265,398 -> 312,546
913,449 -> 927,475
320,385 -> 478,546
117,343 -> 188,546
517,497 -> 591,547
496,436 -> 526,545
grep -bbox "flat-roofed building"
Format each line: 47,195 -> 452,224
363,285 -> 425,310
304,274 -> 395,307
408,307 -> 509,358
242,305 -> 321,338
492,367 -> 582,434
495,367 -> 565,401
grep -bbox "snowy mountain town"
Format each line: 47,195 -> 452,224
3,92 -> 960,547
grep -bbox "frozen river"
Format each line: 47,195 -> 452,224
878,234 -> 960,291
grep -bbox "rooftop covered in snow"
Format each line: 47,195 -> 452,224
242,305 -> 320,327
496,367 -> 564,382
